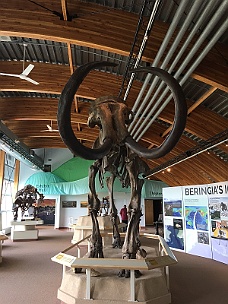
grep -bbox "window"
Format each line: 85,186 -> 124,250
1,154 -> 15,230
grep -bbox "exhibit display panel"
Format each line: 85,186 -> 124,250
163,181 -> 228,264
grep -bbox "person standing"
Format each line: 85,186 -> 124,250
120,204 -> 128,232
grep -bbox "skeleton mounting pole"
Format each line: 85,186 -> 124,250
118,0 -> 162,101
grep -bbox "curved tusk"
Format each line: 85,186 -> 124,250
125,67 -> 187,159
58,61 -> 118,160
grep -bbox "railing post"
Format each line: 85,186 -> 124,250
166,265 -> 170,291
130,269 -> 135,302
62,265 -> 66,279
85,268 -> 91,300
87,239 -> 90,253
77,245 -> 81,258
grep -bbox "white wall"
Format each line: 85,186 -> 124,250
59,194 -> 89,227
35,148 -> 73,171
58,192 -> 145,228
18,162 -> 42,189
18,149 -> 73,189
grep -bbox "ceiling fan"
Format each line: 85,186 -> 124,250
41,120 -> 59,132
0,43 -> 39,85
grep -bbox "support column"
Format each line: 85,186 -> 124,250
13,159 -> 20,200
0,150 -> 5,263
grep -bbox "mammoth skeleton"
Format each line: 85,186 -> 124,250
58,61 -> 187,277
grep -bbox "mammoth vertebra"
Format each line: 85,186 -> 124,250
58,61 -> 187,277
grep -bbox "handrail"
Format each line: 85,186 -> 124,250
62,234 -> 91,253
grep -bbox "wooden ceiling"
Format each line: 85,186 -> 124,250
0,0 -> 227,186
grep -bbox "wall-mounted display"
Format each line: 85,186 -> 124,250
163,181 -> 228,264
163,186 -> 184,251
62,201 -> 77,208
80,201 -> 88,208
37,199 -> 55,225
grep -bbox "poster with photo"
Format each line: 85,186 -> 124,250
164,200 -> 182,217
207,182 -> 228,263
163,187 -> 183,217
183,185 -> 212,258
209,196 -> 228,221
211,220 -> 228,239
163,187 -> 184,251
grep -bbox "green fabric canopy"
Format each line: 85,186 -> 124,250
25,172 -> 66,195
53,157 -> 93,182
25,171 -> 167,197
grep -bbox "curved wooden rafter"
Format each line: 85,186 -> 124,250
0,1 -> 227,90
0,0 -> 227,186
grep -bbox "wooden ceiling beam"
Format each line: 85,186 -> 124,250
161,86 -> 218,137
1,95 -> 227,153
0,1 -> 227,187
61,0 -> 68,22
0,2 -> 227,91
0,61 -> 142,101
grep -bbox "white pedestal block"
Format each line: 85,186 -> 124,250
72,216 -> 115,246
0,234 -> 8,263
10,219 -> 44,241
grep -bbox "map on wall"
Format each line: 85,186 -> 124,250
185,206 -> 208,231
164,217 -> 184,251
184,204 -> 210,255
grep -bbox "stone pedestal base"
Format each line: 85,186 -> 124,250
72,215 -> 116,246
57,246 -> 171,304
11,229 -> 39,240
58,272 -> 171,304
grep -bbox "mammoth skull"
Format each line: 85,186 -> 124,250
58,61 -> 187,160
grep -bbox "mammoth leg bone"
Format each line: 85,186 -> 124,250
106,175 -> 122,248
88,161 -> 104,258
119,157 -> 147,278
